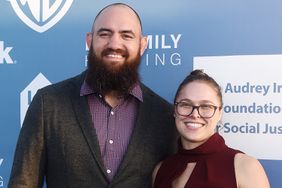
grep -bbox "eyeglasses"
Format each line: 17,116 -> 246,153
175,100 -> 220,119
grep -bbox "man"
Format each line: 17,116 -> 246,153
8,3 -> 177,188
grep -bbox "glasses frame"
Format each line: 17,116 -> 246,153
174,101 -> 220,119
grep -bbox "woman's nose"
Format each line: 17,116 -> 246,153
189,107 -> 200,118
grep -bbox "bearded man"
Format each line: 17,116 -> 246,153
8,3 -> 177,188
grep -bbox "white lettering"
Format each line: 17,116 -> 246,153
170,53 -> 181,65
171,34 -> 181,48
146,35 -> 153,49
146,34 -> 182,49
155,53 -> 165,65
0,41 -> 13,64
145,53 -> 181,66
161,35 -> 171,49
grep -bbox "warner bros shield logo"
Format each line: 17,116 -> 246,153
10,0 -> 73,33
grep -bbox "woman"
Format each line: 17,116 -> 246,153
152,70 -> 270,188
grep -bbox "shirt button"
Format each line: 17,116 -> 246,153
110,111 -> 114,115
109,139 -> 114,144
106,169 -> 111,174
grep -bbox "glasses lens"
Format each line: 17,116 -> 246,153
199,105 -> 216,118
176,102 -> 193,116
176,101 -> 217,118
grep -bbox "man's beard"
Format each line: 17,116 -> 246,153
85,45 -> 141,97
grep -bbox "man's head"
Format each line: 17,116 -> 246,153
85,3 -> 147,97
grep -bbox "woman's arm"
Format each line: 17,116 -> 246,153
235,153 -> 270,188
152,161 -> 162,188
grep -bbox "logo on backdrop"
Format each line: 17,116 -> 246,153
0,176 -> 3,187
10,0 -> 73,33
20,73 -> 51,126
0,159 -> 3,187
144,34 -> 182,66
0,41 -> 14,64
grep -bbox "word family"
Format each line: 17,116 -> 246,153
145,34 -> 182,67
146,34 -> 181,49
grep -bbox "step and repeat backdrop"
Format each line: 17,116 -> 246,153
1,0 -> 282,187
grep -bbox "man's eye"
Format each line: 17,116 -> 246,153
99,33 -> 110,37
122,33 -> 134,39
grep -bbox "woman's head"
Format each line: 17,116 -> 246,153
174,69 -> 223,149
174,69 -> 223,105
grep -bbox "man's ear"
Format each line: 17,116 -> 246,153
86,32 -> 93,49
140,36 -> 148,56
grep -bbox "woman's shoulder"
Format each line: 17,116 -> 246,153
234,153 -> 270,188
235,153 -> 259,168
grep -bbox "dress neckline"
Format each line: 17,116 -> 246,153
178,133 -> 227,156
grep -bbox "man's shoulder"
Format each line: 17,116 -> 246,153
37,71 -> 86,96
140,83 -> 173,108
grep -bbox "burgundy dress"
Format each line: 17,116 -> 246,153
154,133 -> 242,188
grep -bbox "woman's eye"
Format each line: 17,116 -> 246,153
200,105 -> 213,109
179,103 -> 192,108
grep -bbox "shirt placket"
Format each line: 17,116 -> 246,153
105,107 -> 117,179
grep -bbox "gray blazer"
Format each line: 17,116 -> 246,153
8,72 -> 177,188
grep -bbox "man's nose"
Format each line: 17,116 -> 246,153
107,34 -> 122,49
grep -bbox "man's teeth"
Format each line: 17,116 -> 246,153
107,54 -> 123,58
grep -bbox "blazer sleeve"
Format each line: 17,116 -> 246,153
8,89 -> 46,188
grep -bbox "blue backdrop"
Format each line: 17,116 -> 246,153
1,0 -> 282,187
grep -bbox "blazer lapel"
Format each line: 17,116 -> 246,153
113,86 -> 153,179
68,72 -> 107,177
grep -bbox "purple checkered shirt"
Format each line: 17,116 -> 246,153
80,81 -> 143,181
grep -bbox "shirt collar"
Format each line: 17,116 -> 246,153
80,80 -> 143,102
